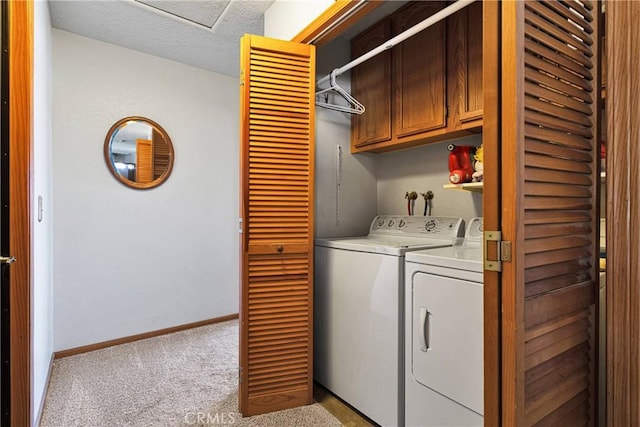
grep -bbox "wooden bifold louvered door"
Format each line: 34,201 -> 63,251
490,1 -> 601,425
238,34 -> 315,417
135,139 -> 153,183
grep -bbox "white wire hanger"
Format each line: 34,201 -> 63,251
315,69 -> 365,115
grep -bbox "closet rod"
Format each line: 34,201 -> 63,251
316,0 -> 476,88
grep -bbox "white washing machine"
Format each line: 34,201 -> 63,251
314,215 -> 465,427
404,217 -> 484,427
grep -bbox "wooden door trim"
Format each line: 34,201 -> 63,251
291,0 -> 383,47
482,2 -> 501,425
500,2 -> 526,425
606,2 -> 640,426
8,1 -> 33,425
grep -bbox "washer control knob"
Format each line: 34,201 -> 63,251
398,219 -> 406,228
425,220 -> 437,232
388,219 -> 395,227
377,218 -> 386,227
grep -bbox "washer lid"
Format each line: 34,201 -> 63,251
465,217 -> 483,244
315,216 -> 465,256
315,235 -> 455,256
405,246 -> 483,273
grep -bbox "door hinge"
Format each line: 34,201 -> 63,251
484,231 -> 511,272
238,366 -> 243,384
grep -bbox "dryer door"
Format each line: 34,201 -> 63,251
412,271 -> 483,415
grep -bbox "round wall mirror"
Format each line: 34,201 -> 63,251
104,116 -> 175,189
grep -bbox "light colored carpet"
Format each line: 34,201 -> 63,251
40,320 -> 342,427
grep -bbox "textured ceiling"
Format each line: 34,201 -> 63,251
49,0 -> 274,77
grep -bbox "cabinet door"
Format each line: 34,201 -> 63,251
239,34 -> 315,416
351,19 -> 391,148
454,1 -> 483,124
393,1 -> 447,138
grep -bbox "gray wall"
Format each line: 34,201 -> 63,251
52,30 -> 239,350
376,135 -> 483,225
314,40 -> 482,233
314,37 -> 378,238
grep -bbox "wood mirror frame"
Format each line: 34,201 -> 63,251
103,116 -> 175,190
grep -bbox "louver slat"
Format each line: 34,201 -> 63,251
239,35 -> 315,416
523,1 -> 598,424
499,1 -> 600,425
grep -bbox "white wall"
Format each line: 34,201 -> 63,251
52,30 -> 239,351
33,0 -> 54,421
264,0 -> 334,41
376,135 -> 483,225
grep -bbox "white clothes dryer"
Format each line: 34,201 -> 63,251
404,217 -> 484,427
315,215 -> 465,427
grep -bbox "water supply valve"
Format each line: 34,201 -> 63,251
405,191 -> 418,215
420,191 -> 434,216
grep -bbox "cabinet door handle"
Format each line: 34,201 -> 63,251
419,307 -> 430,352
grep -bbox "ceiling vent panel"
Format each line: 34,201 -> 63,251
136,0 -> 230,28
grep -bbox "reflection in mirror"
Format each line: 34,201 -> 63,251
104,117 -> 174,189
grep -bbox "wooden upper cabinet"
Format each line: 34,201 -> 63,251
351,19 -> 392,148
349,1 -> 483,153
393,1 -> 447,138
451,0 -> 483,125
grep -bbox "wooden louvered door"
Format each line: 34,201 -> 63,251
487,1 -> 601,425
238,34 -> 315,416
151,129 -> 170,180
135,139 -> 153,183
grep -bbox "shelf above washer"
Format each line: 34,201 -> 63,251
443,172 -> 604,193
442,172 -> 607,193
443,182 -> 483,193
